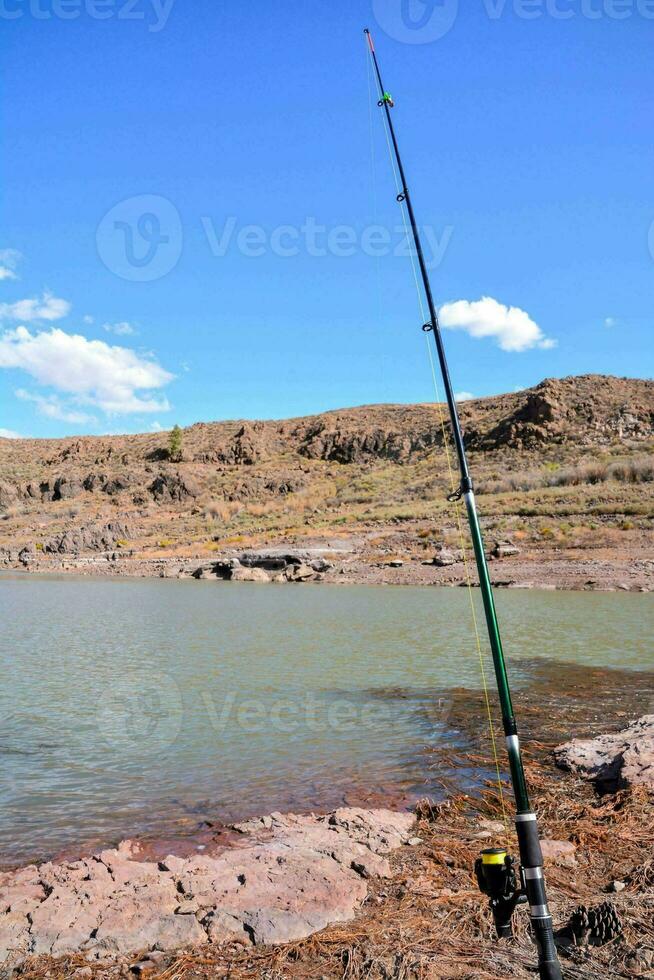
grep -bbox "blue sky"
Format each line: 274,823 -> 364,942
1,0 -> 652,438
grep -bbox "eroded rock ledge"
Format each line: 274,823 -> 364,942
0,807 -> 414,968
554,714 -> 654,791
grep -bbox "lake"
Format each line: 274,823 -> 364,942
0,574 -> 652,868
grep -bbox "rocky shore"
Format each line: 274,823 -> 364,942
1,716 -> 653,979
6,542 -> 654,593
0,808 -> 415,969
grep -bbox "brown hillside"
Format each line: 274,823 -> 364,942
0,375 -> 652,576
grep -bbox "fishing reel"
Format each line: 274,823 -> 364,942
475,848 -> 526,939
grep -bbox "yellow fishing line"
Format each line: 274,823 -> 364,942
365,42 -> 508,828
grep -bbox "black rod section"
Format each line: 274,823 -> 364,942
364,28 -> 563,980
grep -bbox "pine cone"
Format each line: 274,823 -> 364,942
569,902 -> 622,946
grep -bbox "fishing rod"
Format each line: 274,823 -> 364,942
364,28 -> 563,980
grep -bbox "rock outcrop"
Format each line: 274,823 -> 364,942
193,423 -> 267,466
52,476 -> 83,501
491,540 -> 521,559
471,376 -> 654,451
0,480 -> 19,513
191,551 -> 331,584
0,807 -> 414,967
296,419 -> 443,464
554,715 -> 654,791
44,522 -> 132,555
149,472 -> 199,503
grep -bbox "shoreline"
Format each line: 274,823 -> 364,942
1,666 -> 652,976
1,657 -> 652,871
5,548 -> 654,593
1,727 -> 652,979
0,805 -> 418,969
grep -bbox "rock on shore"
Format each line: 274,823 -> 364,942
0,807 -> 414,968
554,714 -> 654,791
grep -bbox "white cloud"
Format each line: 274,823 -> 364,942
439,297 -> 555,352
103,321 -> 136,336
0,291 -> 71,323
16,389 -> 95,425
0,249 -> 22,282
83,315 -> 94,325
0,427 -> 23,439
149,421 -> 164,432
454,391 -> 474,402
0,326 -> 173,416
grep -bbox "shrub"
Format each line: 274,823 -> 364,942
477,455 -> 653,495
549,462 -> 608,487
609,458 -> 654,484
168,425 -> 183,462
204,501 -> 242,524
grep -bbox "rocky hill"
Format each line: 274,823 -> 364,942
1,375 -> 653,588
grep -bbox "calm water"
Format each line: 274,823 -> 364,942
0,575 -> 652,867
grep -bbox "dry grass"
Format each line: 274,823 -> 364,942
477,456 -> 654,496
